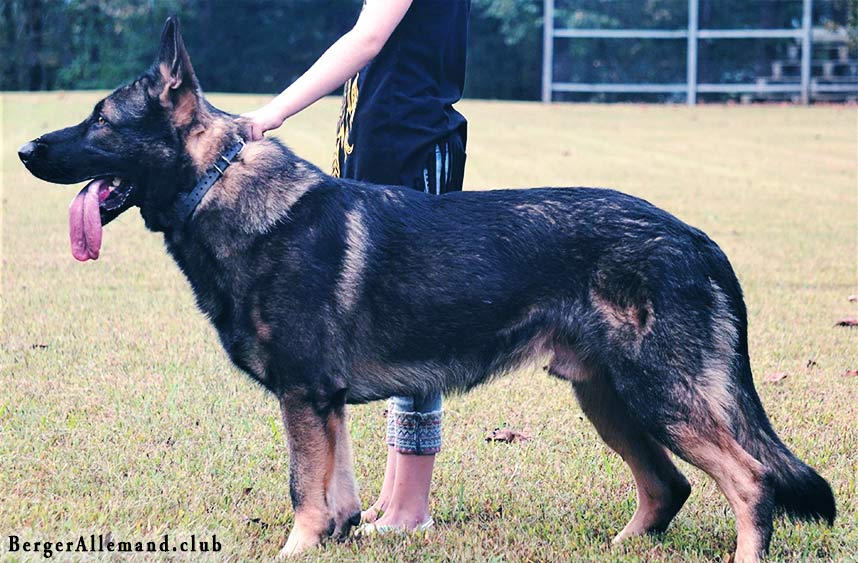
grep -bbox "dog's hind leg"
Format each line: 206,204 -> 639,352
568,372 -> 691,543
603,360 -> 774,562
663,420 -> 774,563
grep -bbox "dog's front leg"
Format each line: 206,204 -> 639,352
325,402 -> 361,539
277,394 -> 332,558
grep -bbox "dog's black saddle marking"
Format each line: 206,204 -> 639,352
174,137 -> 245,222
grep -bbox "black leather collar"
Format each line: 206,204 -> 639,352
174,137 -> 245,223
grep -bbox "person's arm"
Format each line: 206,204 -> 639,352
239,0 -> 413,141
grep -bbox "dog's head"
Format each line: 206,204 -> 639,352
19,16 -> 221,260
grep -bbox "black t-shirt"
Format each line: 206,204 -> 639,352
333,0 -> 469,186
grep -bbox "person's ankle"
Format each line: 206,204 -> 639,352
378,505 -> 431,528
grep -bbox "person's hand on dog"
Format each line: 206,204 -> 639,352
238,1 -> 412,143
238,105 -> 286,141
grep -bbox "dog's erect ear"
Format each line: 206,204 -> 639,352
157,15 -> 197,91
153,15 -> 199,124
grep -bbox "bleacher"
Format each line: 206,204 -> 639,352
753,27 -> 858,103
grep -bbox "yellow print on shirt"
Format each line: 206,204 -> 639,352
332,73 -> 359,178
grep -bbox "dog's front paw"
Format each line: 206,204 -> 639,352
326,474 -> 361,540
276,526 -> 322,559
331,507 -> 362,540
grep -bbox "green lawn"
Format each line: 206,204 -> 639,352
2,92 -> 856,562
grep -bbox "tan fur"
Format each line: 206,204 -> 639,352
278,396 -> 332,559
548,345 -> 589,382
200,140 -> 321,235
171,90 -> 197,128
164,93 -> 319,237
671,423 -> 768,562
323,417 -> 336,503
157,62 -> 175,88
231,298 -> 270,381
573,376 -> 690,545
275,397 -> 361,558
157,62 -> 196,127
611,445 -> 682,543
591,289 -> 655,340
336,205 -> 368,312
278,512 -> 326,559
698,281 -> 740,426
323,410 -> 360,537
185,118 -> 232,175
251,304 -> 272,342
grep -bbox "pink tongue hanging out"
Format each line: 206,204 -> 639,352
69,178 -> 109,261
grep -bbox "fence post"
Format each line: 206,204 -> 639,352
800,0 -> 813,104
542,0 -> 555,103
686,0 -> 699,105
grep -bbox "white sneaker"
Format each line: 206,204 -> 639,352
355,517 -> 434,536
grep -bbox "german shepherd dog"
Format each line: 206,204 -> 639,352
19,17 -> 834,562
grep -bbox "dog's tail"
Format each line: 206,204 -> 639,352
728,297 -> 836,524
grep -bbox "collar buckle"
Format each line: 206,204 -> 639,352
174,137 -> 246,224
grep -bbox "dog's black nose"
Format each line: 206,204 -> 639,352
18,139 -> 44,164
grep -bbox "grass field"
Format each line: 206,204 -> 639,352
2,92 -> 856,562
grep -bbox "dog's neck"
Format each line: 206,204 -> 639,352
163,108 -> 325,254
181,108 -> 242,178
138,104 -> 241,233
194,133 -> 324,234
157,109 -> 327,328
145,102 -> 323,231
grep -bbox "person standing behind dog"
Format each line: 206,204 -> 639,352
240,0 -> 469,533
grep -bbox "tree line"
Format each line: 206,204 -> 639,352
1,0 -> 853,100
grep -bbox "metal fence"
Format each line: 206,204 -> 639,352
541,0 -> 857,104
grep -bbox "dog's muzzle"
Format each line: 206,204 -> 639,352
18,139 -> 46,165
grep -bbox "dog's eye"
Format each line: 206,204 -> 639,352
96,114 -> 108,127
